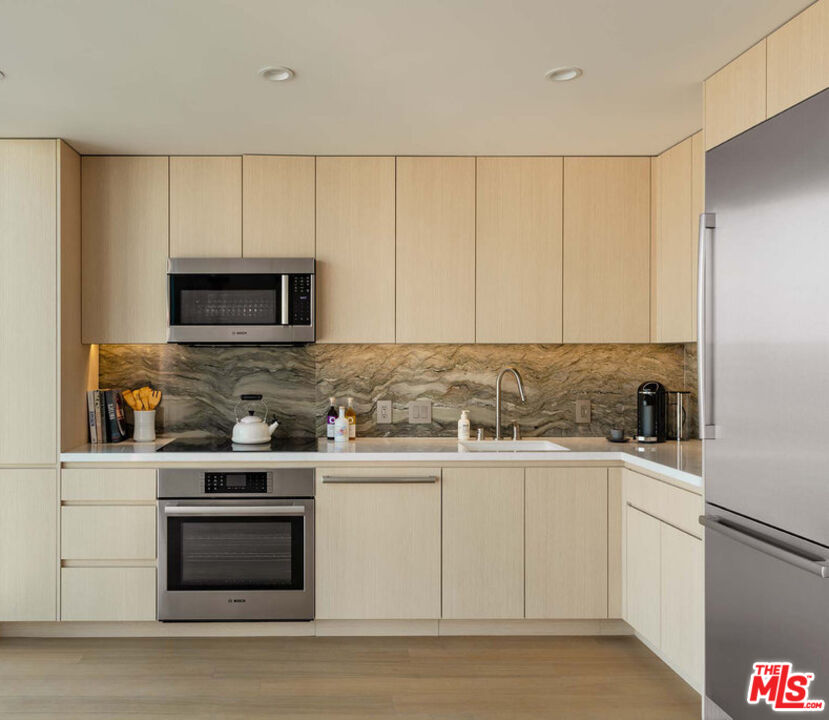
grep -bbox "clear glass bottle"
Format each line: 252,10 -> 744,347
345,397 -> 357,439
325,397 -> 338,439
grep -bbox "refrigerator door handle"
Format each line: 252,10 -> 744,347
697,212 -> 717,439
699,515 -> 829,578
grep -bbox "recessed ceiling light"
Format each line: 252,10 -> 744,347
545,66 -> 583,82
259,66 -> 295,82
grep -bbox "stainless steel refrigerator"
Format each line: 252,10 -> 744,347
701,87 -> 829,719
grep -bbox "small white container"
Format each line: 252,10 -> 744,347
333,407 -> 349,443
133,410 -> 156,442
457,409 -> 471,441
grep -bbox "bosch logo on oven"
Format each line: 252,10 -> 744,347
227,598 -> 247,604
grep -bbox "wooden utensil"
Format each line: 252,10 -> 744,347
149,389 -> 162,410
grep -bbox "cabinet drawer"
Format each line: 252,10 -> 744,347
623,469 -> 702,538
61,567 -> 156,621
62,468 -> 156,501
61,506 -> 156,560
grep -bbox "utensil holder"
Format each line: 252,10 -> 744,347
133,410 -> 156,442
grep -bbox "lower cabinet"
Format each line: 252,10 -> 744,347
625,505 -> 661,647
0,469 -> 57,621
315,467 -> 441,619
442,467 -> 524,619
61,568 -> 156,621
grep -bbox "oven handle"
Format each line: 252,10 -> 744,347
164,506 -> 305,517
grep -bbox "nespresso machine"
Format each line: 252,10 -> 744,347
636,381 -> 668,443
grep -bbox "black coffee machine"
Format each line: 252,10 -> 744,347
636,381 -> 668,443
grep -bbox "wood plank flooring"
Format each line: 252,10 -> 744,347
0,635 -> 700,719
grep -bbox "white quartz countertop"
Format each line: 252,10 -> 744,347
61,436 -> 702,490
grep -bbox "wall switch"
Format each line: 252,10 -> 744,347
376,400 -> 392,425
408,399 -> 432,424
576,398 -> 591,424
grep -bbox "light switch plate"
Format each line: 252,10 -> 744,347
408,399 -> 432,424
576,398 -> 591,424
376,400 -> 392,424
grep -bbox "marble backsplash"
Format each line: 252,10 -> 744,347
99,343 -> 697,440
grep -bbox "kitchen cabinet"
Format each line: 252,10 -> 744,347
476,157 -> 563,343
704,40 -> 767,150
315,157 -> 396,343
170,156 -> 242,257
242,155 -> 315,257
0,140 -> 57,464
396,157 -> 475,343
660,523 -> 704,691
61,568 -> 156,621
0,469 -> 57,621
442,467 -> 524,619
768,0 -> 829,118
61,506 -> 156,560
61,468 -> 157,501
315,468 -> 441,619
525,468 -> 608,618
563,157 -> 651,343
82,156 -> 169,344
624,504 -> 661,647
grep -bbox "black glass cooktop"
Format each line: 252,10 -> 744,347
156,437 -> 318,453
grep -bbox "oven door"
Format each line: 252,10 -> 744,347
158,498 -> 314,621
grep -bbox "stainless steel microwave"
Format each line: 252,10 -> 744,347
167,257 -> 315,344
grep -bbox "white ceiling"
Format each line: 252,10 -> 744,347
0,0 -> 813,156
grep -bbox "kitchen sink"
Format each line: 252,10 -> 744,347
459,440 -> 569,452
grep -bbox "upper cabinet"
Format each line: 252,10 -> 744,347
476,157 -> 563,344
82,156 -> 169,344
396,157 -> 475,343
316,157 -> 396,343
767,0 -> 829,117
169,156 -> 241,258
563,157 -> 651,343
242,155 -> 315,257
704,40 -> 767,150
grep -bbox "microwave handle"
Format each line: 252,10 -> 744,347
164,506 -> 305,517
281,275 -> 290,325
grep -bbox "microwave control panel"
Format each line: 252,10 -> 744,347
289,274 -> 313,325
204,472 -> 270,494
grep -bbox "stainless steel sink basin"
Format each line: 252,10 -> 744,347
459,440 -> 569,452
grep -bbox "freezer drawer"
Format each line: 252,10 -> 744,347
704,505 -> 829,719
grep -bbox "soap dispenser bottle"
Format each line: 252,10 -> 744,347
334,407 -> 349,443
458,409 -> 471,441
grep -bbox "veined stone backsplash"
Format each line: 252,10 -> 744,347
98,343 -> 697,440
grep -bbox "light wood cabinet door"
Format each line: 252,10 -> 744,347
768,0 -> 829,118
0,469 -> 57,621
82,156 -> 169,343
563,157 -> 650,343
396,157 -> 475,343
61,469 -> 157,502
316,157 -> 395,342
525,468 -> 608,619
315,468 -> 441,619
442,468 -> 524,619
704,40 -> 767,150
170,156 -> 241,257
61,568 -> 156,621
651,137 -> 695,342
624,505 -> 660,647
476,157 -> 563,343
0,140 -> 57,464
660,523 -> 704,692
242,155 -> 315,257
61,505 -> 156,560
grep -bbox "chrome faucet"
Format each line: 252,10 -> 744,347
495,367 -> 526,440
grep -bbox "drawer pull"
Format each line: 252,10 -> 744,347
322,475 -> 437,484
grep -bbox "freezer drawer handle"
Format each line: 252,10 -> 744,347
322,475 -> 438,484
164,506 -> 305,517
699,515 -> 829,578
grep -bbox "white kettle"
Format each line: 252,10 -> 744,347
232,395 -> 279,445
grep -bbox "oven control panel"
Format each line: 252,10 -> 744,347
204,472 -> 270,494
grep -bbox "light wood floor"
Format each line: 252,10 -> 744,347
0,635 -> 700,719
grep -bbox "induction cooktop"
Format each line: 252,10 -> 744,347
156,437 -> 318,453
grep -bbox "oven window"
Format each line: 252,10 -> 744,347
169,274 -> 280,326
167,516 -> 304,591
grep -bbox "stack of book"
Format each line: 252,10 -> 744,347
86,389 -> 128,443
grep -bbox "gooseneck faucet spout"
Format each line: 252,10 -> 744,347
495,367 -> 526,441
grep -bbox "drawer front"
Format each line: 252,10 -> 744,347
61,567 -> 156,621
62,468 -> 156,501
623,469 -> 702,538
61,506 -> 156,560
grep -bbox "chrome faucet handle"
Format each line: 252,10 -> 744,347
512,422 -> 521,441
476,427 -> 485,441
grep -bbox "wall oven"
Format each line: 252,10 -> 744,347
167,257 -> 314,344
157,468 -> 314,621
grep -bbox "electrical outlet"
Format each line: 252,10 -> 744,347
376,400 -> 392,424
576,398 -> 591,424
408,399 -> 432,424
